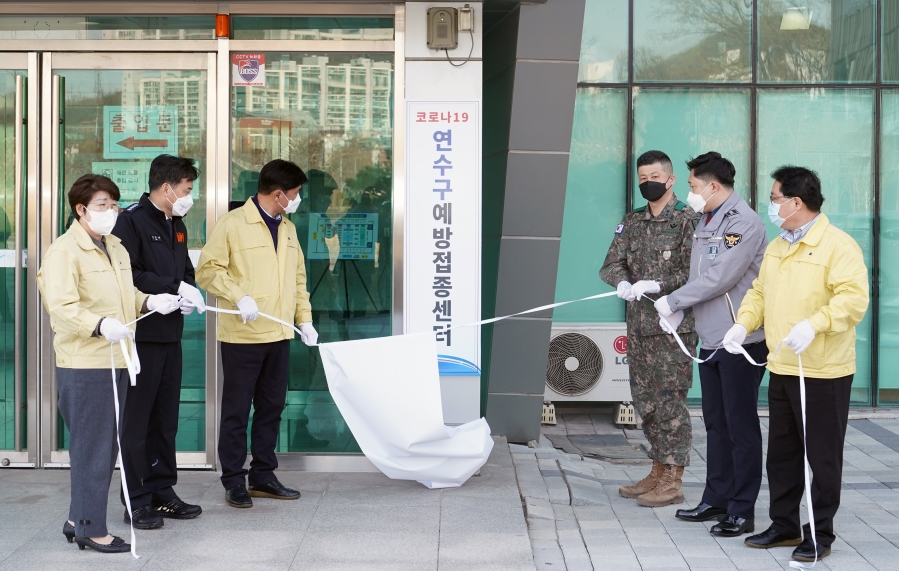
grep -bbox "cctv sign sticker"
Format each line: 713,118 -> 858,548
232,54 -> 265,87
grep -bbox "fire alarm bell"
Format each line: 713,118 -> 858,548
427,7 -> 458,50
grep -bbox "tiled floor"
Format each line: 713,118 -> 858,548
515,411 -> 899,570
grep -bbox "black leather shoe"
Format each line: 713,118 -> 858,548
225,484 -> 253,508
675,503 -> 727,522
792,538 -> 831,562
74,535 -> 130,553
152,497 -> 202,519
249,479 -> 301,500
710,514 -> 754,537
744,526 -> 802,549
63,521 -> 75,543
124,505 -> 164,529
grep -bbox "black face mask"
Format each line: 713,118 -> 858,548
639,180 -> 669,202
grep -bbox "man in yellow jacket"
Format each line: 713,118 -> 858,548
196,159 -> 317,509
722,166 -> 869,563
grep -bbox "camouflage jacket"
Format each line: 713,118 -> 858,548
600,196 -> 699,336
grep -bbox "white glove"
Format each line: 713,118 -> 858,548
723,324 -> 747,354
658,310 -> 684,334
299,322 -> 319,346
785,320 -> 816,355
616,281 -> 636,302
147,293 -> 181,315
237,296 -> 259,323
178,281 -> 206,315
100,318 -> 133,343
631,280 -> 661,300
654,295 -> 674,317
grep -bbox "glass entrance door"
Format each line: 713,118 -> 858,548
38,52 -> 216,467
0,54 -> 34,467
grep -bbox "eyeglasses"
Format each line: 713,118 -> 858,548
86,200 -> 120,213
769,195 -> 794,205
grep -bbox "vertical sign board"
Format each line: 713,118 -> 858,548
406,101 -> 481,424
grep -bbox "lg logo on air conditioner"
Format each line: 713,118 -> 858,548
614,335 -> 628,365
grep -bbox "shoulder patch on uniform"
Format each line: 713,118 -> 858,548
615,223 -> 625,234
126,203 -> 141,212
724,232 -> 742,248
724,208 -> 738,217
674,201 -> 686,211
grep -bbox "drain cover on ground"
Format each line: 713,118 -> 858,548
546,433 -> 650,462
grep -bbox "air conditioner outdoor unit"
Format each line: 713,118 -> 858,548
544,323 -> 632,402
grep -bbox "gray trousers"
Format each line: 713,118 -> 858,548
56,367 -> 127,538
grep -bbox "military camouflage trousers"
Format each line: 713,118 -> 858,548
627,333 -> 697,467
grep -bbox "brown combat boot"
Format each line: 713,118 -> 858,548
636,464 -> 685,507
619,460 -> 664,498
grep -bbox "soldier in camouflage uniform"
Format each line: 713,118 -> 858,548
600,150 -> 699,507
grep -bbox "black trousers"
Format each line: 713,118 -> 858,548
219,340 -> 289,490
767,372 -> 853,547
698,340 -> 767,519
120,341 -> 182,509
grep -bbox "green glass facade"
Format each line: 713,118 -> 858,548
555,0 -> 899,406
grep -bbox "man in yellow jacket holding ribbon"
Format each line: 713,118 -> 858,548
722,166 -> 869,563
196,159 -> 317,509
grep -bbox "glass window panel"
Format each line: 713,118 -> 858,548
0,16 -> 214,40
756,89 -> 874,405
878,90 -> 898,405
758,0 -> 876,83
232,17 -> 393,41
554,88 -> 627,323
578,0 -> 628,83
884,0 -> 899,82
55,68 -> 209,452
232,53 -> 393,453
632,88 -> 751,208
633,0 -> 751,82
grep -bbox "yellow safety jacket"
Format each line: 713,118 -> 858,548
36,222 -> 148,368
736,214 -> 869,378
196,198 -> 313,344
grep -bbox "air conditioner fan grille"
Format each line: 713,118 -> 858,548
546,332 -> 603,397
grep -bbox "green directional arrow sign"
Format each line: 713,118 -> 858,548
103,106 -> 178,159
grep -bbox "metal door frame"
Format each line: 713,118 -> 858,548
38,51 -> 218,469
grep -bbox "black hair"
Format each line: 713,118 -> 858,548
258,159 -> 309,195
771,165 -> 824,212
636,150 -> 673,174
148,154 -> 200,192
686,151 -> 736,186
69,174 -> 120,220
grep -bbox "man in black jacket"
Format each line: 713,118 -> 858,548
113,155 -> 206,529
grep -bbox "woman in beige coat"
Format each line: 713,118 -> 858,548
36,174 -> 180,553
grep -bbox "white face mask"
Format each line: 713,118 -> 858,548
278,192 -> 302,215
768,199 -> 798,228
686,182 -> 713,214
83,207 -> 118,236
166,188 -> 194,217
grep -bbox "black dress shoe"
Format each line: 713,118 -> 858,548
225,484 -> 253,508
74,535 -> 130,553
124,505 -> 164,529
249,479 -> 301,500
152,497 -> 202,519
710,514 -> 754,537
675,503 -> 727,522
792,538 -> 831,562
744,526 -> 802,549
63,521 -> 75,543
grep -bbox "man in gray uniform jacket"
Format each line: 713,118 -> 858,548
653,152 -> 768,537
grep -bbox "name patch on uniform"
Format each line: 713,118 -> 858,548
176,231 -> 185,243
707,244 -> 719,259
615,223 -> 625,234
662,222 -> 680,235
150,235 -> 162,242
724,233 -> 742,249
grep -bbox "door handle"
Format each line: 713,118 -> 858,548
50,75 -> 61,239
13,74 -> 24,452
